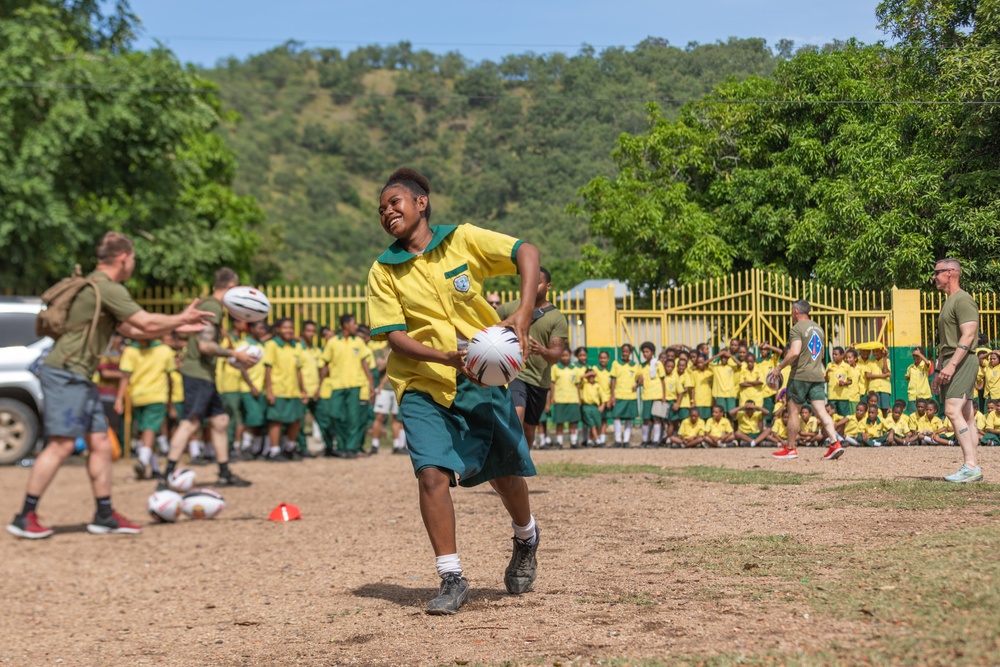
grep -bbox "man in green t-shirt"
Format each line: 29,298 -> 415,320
495,267 -> 568,448
932,258 -> 983,483
8,232 -> 215,540
767,300 -> 845,462
162,268 -> 256,489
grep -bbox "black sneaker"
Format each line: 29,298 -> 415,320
87,510 -> 142,535
391,447 -> 407,455
504,525 -> 540,595
214,472 -> 252,488
133,460 -> 149,480
426,573 -> 470,615
368,446 -> 379,455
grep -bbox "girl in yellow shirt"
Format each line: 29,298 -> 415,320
366,167 -> 540,615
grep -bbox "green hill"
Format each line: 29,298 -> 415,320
201,39 -> 781,287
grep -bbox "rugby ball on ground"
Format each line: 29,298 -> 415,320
181,489 -> 226,519
147,490 -> 183,523
167,467 -> 196,493
466,326 -> 523,386
227,343 -> 264,368
223,286 -> 271,323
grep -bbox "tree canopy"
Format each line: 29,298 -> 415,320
575,0 -> 1000,293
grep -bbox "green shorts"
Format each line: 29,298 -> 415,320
171,403 -> 184,422
696,406 -> 712,420
551,403 -> 582,425
222,392 -> 242,423
942,355 -> 979,401
581,404 -> 603,428
672,407 -> 689,421
714,397 -> 737,414
640,400 -> 653,421
874,392 -> 891,410
399,375 -> 535,488
612,399 -> 638,420
832,400 -> 853,418
742,431 -> 762,439
266,397 -> 301,424
763,396 -> 775,415
133,403 -> 166,433
241,392 -> 267,428
786,380 -> 827,406
982,433 -> 1000,445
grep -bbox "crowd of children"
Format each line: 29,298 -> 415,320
108,312 -> 403,480
529,337 -> 1000,450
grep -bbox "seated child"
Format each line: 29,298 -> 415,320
983,399 -> 1000,446
668,409 -> 707,449
704,404 -> 735,448
764,411 -> 790,449
842,403 -> 868,447
914,400 -> 944,445
797,405 -> 822,446
861,404 -> 886,447
729,400 -> 772,448
882,399 -> 916,446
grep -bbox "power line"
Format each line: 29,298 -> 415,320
1,80 -> 997,106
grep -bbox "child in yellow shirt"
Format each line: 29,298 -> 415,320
882,400 -> 916,446
580,369 -> 610,447
704,404 -> 735,447
549,348 -> 583,449
668,410 -> 706,448
842,403 -> 868,447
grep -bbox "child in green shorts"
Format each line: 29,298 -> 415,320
580,368 -> 608,447
549,347 -> 583,449
263,318 -> 305,461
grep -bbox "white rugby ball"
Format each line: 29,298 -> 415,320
466,325 -> 523,386
227,343 -> 264,368
181,489 -> 226,519
223,286 -> 271,323
167,467 -> 196,493
147,490 -> 183,523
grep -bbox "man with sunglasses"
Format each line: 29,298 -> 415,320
932,258 -> 983,482
486,293 -> 502,309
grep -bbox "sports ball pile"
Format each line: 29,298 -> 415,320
466,326 -> 523,386
147,490 -> 183,523
223,286 -> 271,323
227,343 -> 264,368
166,468 -> 196,493
181,489 -> 226,519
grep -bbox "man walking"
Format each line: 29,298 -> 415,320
932,258 -> 983,482
767,300 -> 845,461
7,232 -> 214,539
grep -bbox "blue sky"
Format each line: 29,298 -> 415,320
128,0 -> 889,67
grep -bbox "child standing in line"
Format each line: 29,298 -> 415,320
594,350 -> 613,446
549,347 -> 583,449
263,318 -> 305,461
366,167 -> 540,615
638,342 -> 667,448
609,344 -> 640,447
580,369 -> 609,447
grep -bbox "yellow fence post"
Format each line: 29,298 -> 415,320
585,286 -> 617,350
890,286 -> 921,402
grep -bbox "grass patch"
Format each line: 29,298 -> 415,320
534,462 -> 673,478
821,478 -> 1000,510
673,465 -> 818,485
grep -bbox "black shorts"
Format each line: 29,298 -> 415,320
182,375 -> 227,422
508,378 -> 549,426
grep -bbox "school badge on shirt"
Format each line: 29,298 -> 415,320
454,275 -> 470,292
807,332 -> 823,360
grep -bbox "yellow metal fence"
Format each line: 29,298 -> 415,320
921,291 -> 1000,348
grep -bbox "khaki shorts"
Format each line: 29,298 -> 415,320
941,354 -> 979,400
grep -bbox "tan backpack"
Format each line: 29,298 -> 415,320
36,265 -> 103,358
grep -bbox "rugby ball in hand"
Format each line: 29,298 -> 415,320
466,326 -> 523,386
227,343 -> 264,368
223,286 -> 271,323
181,489 -> 226,519
167,467 -> 196,493
766,371 -> 784,391
147,490 -> 183,523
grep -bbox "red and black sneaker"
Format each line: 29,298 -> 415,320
823,442 -> 845,460
87,511 -> 142,535
6,511 -> 55,539
772,447 -> 799,459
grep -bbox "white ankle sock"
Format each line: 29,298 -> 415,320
435,553 -> 462,577
512,515 -> 537,544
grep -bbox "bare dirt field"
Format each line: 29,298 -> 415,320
2,444 -> 999,667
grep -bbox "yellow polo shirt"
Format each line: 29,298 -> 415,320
904,360 -> 932,400
843,414 -> 864,437
611,360 -> 640,400
985,411 -> 1000,432
678,417 -> 706,438
663,370 -> 681,401
710,357 -> 739,399
216,333 -> 245,394
736,409 -> 764,434
842,364 -> 862,403
593,366 -> 612,397
639,361 -> 666,401
320,333 -> 370,398
756,355 -> 778,398
359,345 -> 376,401
551,363 -> 583,404
706,417 -> 733,438
882,413 -> 912,436
915,413 -> 943,434
367,224 -> 519,407
239,337 -> 266,394
826,361 -> 849,401
169,368 -> 183,403
981,365 -> 1000,399
675,369 -> 692,409
580,379 -> 608,406
800,416 -> 819,434
687,368 -> 714,407
772,418 -> 787,439
119,341 -> 175,407
264,338 -> 302,399
297,341 -> 323,397
868,357 -> 891,393
737,365 -> 765,406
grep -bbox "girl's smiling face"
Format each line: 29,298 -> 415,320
378,185 -> 427,240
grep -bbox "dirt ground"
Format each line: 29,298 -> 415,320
1,443 -> 997,667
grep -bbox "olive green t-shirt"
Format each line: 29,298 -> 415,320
180,296 -> 223,381
495,298 -> 568,389
938,289 -> 979,360
788,318 -> 826,383
45,271 -> 142,379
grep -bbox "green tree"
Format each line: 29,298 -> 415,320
0,4 -> 265,291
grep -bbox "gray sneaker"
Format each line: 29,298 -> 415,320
504,525 -> 540,594
944,464 -> 984,483
426,573 -> 469,615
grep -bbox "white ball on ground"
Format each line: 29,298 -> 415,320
147,490 -> 183,523
227,343 -> 264,368
167,468 -> 196,493
181,489 -> 226,519
466,325 -> 523,386
222,286 -> 271,322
